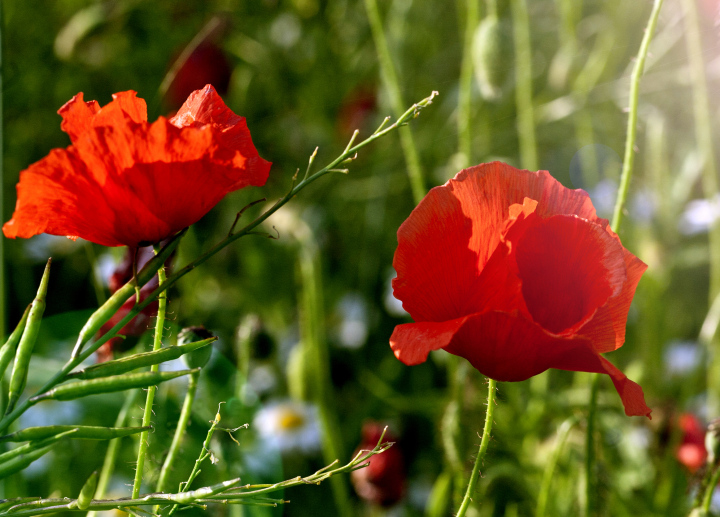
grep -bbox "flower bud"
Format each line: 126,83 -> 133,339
179,326 -> 215,369
472,15 -> 512,101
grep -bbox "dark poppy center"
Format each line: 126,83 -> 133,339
513,215 -> 626,335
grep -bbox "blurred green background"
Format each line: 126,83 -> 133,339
2,0 -> 720,515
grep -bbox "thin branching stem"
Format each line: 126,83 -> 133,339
0,92 -> 437,436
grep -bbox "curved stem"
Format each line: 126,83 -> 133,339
132,260 -> 168,498
456,377 -> 497,517
87,389 -> 140,517
702,464 -> 720,512
510,0 -> 538,171
536,417 -> 578,517
610,0 -> 665,234
156,371 -> 199,494
457,0 -> 479,167
584,2 -> 664,514
363,0 -> 426,204
0,92 -> 437,436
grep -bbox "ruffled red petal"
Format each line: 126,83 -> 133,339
58,93 -> 101,143
391,310 -> 650,418
507,213 -> 627,335
3,85 -> 271,247
393,162 -> 608,323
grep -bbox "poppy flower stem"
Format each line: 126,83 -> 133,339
132,250 -> 168,498
584,2 -> 664,513
0,93 -> 437,436
456,377 -> 497,517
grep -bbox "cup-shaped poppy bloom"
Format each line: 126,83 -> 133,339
3,84 -> 271,248
390,162 -> 651,418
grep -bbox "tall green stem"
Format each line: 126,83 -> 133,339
455,378 -> 496,517
681,0 -> 720,417
510,0 -> 538,170
156,371 -> 199,494
585,1 -> 664,516
297,228 -> 351,516
364,0 -> 426,204
610,0 -> 665,234
87,389 -> 140,517
458,0 -> 479,167
132,260 -> 168,498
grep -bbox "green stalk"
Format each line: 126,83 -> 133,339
455,378 -> 496,517
536,417 -> 579,517
610,0 -> 665,233
297,230 -> 351,517
87,389 -> 140,517
681,0 -> 720,417
701,465 -> 720,513
132,260 -> 168,498
156,370 -> 199,494
584,1 -> 664,516
0,92 -> 437,435
510,0 -> 538,170
363,0 -> 426,204
458,0 -> 479,167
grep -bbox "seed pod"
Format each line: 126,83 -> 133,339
68,338 -> 216,380
0,304 -> 32,381
72,230 -> 185,358
6,259 -> 52,415
0,425 -> 151,443
31,369 -> 199,403
472,14 -> 512,101
76,470 -> 98,510
0,442 -> 56,479
0,429 -> 77,463
179,327 -> 215,369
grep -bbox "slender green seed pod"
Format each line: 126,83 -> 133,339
0,425 -> 151,442
6,259 -> 52,415
72,230 -> 185,358
0,429 -> 77,463
76,470 -> 98,510
68,339 -> 216,380
173,478 -> 242,504
0,304 -> 31,381
0,443 -> 56,479
31,369 -> 199,403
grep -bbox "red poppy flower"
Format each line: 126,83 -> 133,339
351,422 -> 405,506
390,162 -> 651,418
3,84 -> 271,248
676,413 -> 707,472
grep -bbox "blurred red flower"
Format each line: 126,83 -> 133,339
676,413 -> 707,472
166,42 -> 232,110
390,162 -> 651,418
96,245 -> 173,362
3,84 -> 271,248
351,422 -> 405,507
